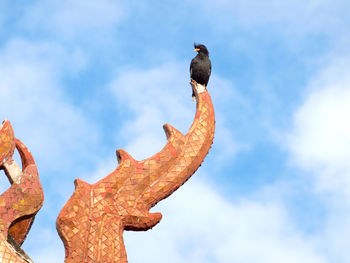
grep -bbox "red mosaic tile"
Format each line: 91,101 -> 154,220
0,121 -> 44,262
57,82 -> 216,263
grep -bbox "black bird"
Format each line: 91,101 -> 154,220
190,43 -> 211,99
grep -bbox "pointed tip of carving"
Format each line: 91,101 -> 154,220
1,119 -> 9,127
124,212 -> 162,231
0,120 -> 15,166
116,149 -> 134,164
163,124 -> 185,140
74,178 -> 91,190
1,120 -> 14,138
14,139 -> 35,168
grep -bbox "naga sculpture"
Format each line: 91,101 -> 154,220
0,120 -> 44,263
0,80 -> 214,262
56,81 -> 215,262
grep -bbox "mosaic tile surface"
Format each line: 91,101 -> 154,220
57,83 -> 216,263
0,121 -> 44,263
0,120 -> 15,166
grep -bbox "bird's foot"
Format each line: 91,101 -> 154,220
190,80 -> 197,89
190,80 -> 198,101
190,80 -> 206,101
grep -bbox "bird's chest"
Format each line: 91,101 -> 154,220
192,58 -> 208,71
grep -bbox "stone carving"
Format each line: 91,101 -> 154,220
0,120 -> 44,263
56,82 -> 216,262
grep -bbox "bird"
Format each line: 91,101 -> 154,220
190,43 -> 211,99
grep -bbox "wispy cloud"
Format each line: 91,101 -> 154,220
20,0 -> 125,40
285,53 -> 350,263
105,62 -> 325,263
188,0 -> 350,36
109,63 -> 244,161
0,38 -> 96,172
125,177 -> 325,263
1,1 -> 349,262
0,38 -> 101,261
286,55 -> 350,195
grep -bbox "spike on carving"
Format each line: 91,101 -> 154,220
0,121 -> 44,262
0,120 -> 16,166
57,81 -> 215,262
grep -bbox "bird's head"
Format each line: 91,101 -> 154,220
194,43 -> 209,56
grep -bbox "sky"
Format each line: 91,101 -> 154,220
1,0 -> 350,262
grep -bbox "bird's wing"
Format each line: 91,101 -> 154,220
208,59 -> 211,77
190,58 -> 196,75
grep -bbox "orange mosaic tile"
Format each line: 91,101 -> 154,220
0,120 -> 15,166
0,120 -> 44,263
57,82 -> 216,263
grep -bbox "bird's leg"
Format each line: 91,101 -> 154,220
190,80 -> 206,101
190,80 -> 198,101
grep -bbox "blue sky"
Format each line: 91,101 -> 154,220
1,0 -> 350,262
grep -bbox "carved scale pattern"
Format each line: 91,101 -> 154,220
57,84 -> 215,263
0,120 -> 44,263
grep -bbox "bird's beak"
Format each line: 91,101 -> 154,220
194,48 -> 200,52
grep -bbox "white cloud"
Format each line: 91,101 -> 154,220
109,63 -> 193,160
106,63 -> 325,262
190,0 -> 350,38
0,38 -> 103,262
287,56 -> 350,195
0,38 -> 97,171
83,157 -> 117,184
124,177 -> 325,263
109,63 -> 242,161
21,0 -> 124,39
320,203 -> 350,262
286,54 -> 350,263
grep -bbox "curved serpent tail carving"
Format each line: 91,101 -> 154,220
0,120 -> 44,262
56,82 -> 215,263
